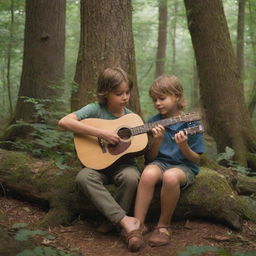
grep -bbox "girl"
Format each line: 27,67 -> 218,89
129,75 -> 204,250
58,67 -> 142,252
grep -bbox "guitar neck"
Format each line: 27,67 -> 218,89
131,113 -> 200,136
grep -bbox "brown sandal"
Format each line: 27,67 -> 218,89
126,228 -> 144,252
148,226 -> 171,247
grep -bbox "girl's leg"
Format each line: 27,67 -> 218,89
148,167 -> 186,247
157,168 -> 187,227
128,164 -> 162,251
134,164 -> 162,225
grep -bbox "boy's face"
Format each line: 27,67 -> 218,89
106,82 -> 130,114
152,93 -> 180,117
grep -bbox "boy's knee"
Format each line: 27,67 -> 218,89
75,169 -> 91,186
121,170 -> 140,187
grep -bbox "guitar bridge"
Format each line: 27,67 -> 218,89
98,137 -> 107,153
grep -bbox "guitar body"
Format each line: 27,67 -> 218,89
74,113 -> 148,170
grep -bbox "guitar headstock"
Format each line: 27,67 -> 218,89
180,112 -> 201,122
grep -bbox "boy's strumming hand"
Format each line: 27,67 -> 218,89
100,130 -> 120,145
174,130 -> 188,148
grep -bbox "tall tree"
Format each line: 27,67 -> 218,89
155,0 -> 168,78
170,0 -> 178,73
6,0 -> 15,115
236,0 -> 246,79
247,0 -> 256,117
71,0 -> 141,114
184,0 -> 256,168
13,0 -> 66,123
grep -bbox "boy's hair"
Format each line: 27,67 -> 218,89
149,75 -> 186,110
97,67 -> 133,105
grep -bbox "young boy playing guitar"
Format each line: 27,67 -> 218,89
58,67 -> 142,251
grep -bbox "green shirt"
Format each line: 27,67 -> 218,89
73,102 -> 132,120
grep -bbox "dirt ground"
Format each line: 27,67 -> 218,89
0,196 -> 256,256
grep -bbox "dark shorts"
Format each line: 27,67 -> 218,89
149,160 -> 196,189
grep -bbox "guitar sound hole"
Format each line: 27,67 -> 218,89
117,127 -> 132,140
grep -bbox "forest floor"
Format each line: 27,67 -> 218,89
0,196 -> 256,256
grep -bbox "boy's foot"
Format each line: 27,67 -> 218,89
148,226 -> 171,247
119,216 -> 144,252
126,228 -> 144,252
97,220 -> 115,233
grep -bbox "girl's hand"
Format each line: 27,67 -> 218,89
174,130 -> 188,147
152,125 -> 165,140
101,130 -> 120,145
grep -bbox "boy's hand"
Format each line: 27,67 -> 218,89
101,130 -> 120,145
152,125 -> 165,140
174,130 -> 188,147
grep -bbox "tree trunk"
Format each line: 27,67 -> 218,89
184,0 -> 256,168
1,149 -> 255,230
191,58 -> 200,109
6,0 -> 15,116
247,0 -> 256,117
155,0 -> 168,78
236,0 -> 246,79
170,1 -> 178,73
71,0 -> 141,114
13,0 -> 66,123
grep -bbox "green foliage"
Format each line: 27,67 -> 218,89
15,229 -> 48,241
215,146 -> 251,175
0,95 -> 74,169
177,245 -> 256,256
12,222 -> 28,229
11,223 -> 78,256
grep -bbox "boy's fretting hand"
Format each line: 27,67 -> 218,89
152,124 -> 165,140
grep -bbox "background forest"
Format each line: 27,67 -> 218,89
0,1 -> 256,256
1,0 -> 255,120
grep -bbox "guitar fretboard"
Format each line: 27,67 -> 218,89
131,113 -> 200,136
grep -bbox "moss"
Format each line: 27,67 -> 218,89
178,167 -> 243,229
0,150 -> 34,184
247,152 -> 256,170
38,207 -> 74,228
238,196 -> 256,222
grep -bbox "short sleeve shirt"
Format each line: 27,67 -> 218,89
147,113 -> 205,174
73,102 -> 132,121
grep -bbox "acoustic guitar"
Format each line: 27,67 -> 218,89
74,112 -> 202,170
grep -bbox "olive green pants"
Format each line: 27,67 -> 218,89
75,164 -> 140,224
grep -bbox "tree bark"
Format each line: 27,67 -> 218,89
184,0 -> 256,168
6,0 -> 15,115
155,0 -> 168,78
236,0 -> 246,79
170,1 -> 178,73
12,0 -> 66,123
71,0 -> 141,114
1,149 -> 255,230
247,0 -> 256,117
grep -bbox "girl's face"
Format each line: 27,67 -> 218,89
152,93 -> 180,117
106,82 -> 130,116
